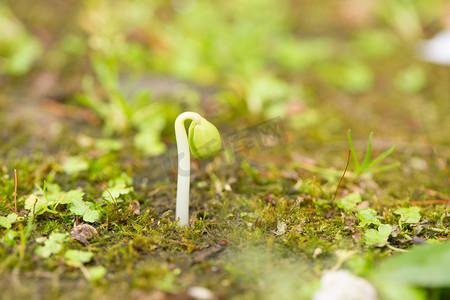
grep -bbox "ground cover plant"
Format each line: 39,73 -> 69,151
1,0 -> 449,299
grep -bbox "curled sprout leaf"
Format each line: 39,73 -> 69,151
188,116 -> 221,159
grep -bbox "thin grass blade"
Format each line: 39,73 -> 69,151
367,145 -> 397,169
347,129 -> 361,170
361,132 -> 373,169
368,162 -> 400,174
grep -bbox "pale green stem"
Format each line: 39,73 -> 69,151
175,112 -> 202,226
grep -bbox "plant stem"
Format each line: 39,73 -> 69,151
96,177 -> 120,225
175,112 -> 202,226
14,169 -> 17,213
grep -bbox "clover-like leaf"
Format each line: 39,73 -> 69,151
25,194 -> 48,215
0,213 -> 17,229
64,250 -> 94,267
364,224 -> 392,246
188,117 -> 221,159
69,199 -> 100,223
63,156 -> 89,176
356,208 -> 381,227
35,232 -> 68,258
61,189 -> 84,205
87,266 -> 107,282
70,198 -> 89,216
101,185 -> 132,202
337,192 -> 362,211
1,230 -> 18,246
394,207 -> 421,224
83,210 -> 100,223
101,173 -> 133,202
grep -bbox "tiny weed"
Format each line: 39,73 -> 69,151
347,130 -> 399,176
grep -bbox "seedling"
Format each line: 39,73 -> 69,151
174,112 -> 221,226
347,130 -> 398,176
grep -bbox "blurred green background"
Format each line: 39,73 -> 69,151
1,0 -> 449,156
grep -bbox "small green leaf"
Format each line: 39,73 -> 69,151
70,199 -> 89,216
94,138 -> 124,151
364,224 -> 392,246
69,199 -> 100,223
62,190 -> 84,205
0,216 -> 12,229
87,266 -> 107,282
394,207 -> 421,224
63,156 -> 89,176
0,230 -> 18,246
83,209 -> 100,223
35,232 -> 68,258
337,192 -> 362,211
101,185 -> 132,202
64,250 -> 94,267
134,129 -> 167,156
101,173 -> 134,202
374,242 -> 450,288
356,208 -> 381,227
7,213 -> 17,223
24,194 -> 47,215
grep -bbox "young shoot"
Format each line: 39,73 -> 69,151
175,112 -> 221,226
347,130 -> 398,176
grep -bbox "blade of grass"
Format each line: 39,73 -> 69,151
367,145 -> 397,169
112,91 -> 132,119
347,129 -> 361,171
41,181 -> 50,203
361,132 -> 373,169
368,163 -> 400,174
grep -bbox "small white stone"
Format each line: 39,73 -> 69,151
187,286 -> 216,300
418,30 -> 450,66
313,270 -> 377,300
313,247 -> 323,259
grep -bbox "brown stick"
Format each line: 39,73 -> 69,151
410,200 -> 450,205
332,150 -> 351,203
0,198 -> 19,215
14,169 -> 18,213
96,177 -> 120,225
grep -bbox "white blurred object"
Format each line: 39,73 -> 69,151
187,286 -> 216,300
312,270 -> 378,300
418,30 -> 450,66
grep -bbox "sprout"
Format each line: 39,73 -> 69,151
174,112 -> 221,226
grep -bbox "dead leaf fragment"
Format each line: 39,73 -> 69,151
193,240 -> 227,263
70,224 -> 99,245
129,200 -> 141,215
